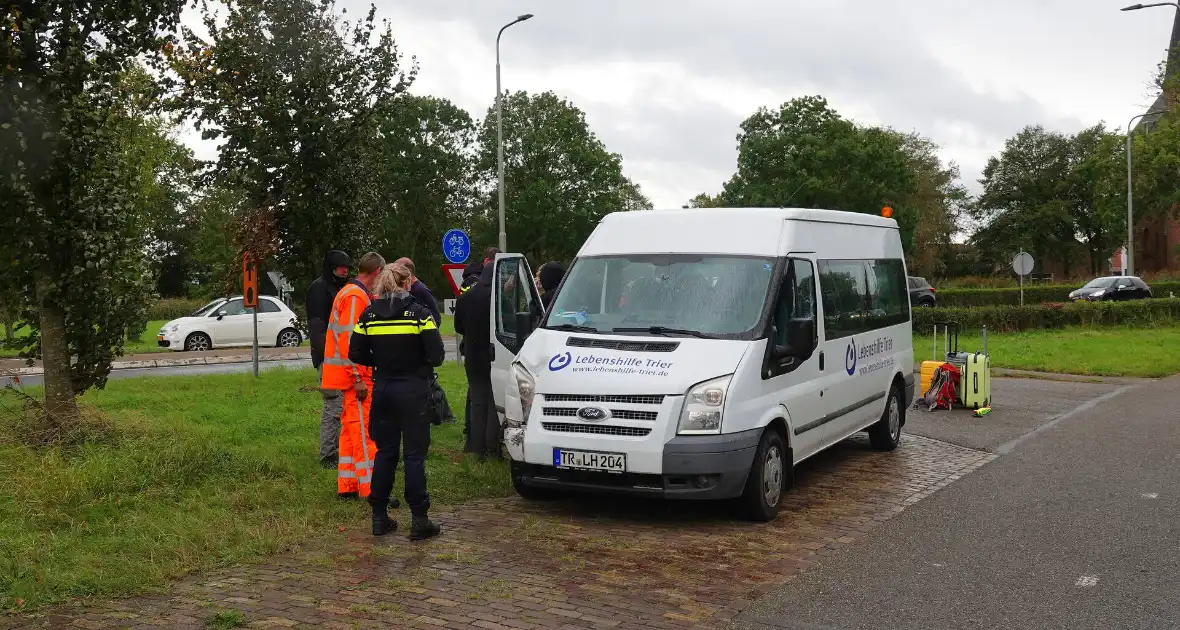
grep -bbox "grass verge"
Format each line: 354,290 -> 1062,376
0,364 -> 508,611
913,325 -> 1180,378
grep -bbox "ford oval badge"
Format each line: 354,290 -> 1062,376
576,406 -> 610,422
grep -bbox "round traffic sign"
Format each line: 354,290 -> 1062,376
441,229 -> 471,264
1011,252 -> 1034,276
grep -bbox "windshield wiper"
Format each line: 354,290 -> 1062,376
611,326 -> 713,339
546,323 -> 602,334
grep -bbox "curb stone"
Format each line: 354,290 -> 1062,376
7,352 -> 309,377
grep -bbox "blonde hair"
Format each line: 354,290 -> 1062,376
373,262 -> 413,296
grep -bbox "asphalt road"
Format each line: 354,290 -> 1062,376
731,375 -> 1180,630
1,340 -> 461,388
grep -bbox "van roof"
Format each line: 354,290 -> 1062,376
580,207 -> 899,257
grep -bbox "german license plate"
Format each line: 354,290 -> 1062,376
553,448 -> 625,472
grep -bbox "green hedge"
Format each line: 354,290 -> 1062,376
912,297 -> 1180,333
148,298 -> 211,321
936,281 -> 1180,307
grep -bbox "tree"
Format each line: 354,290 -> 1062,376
475,91 -> 652,263
719,96 -> 913,214
1067,125 -> 1125,275
2,0 -> 186,426
366,95 -> 481,290
893,133 -> 966,278
684,193 -> 722,208
974,125 -> 1125,276
163,0 -> 417,290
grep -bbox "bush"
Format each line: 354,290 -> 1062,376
148,298 -> 209,321
912,297 -> 1180,333
936,281 -> 1180,307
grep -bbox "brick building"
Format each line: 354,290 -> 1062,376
1117,7 -> 1180,275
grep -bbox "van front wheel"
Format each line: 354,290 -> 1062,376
511,460 -> 561,501
869,385 -> 904,451
738,429 -> 791,522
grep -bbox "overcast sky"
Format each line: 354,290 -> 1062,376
183,0 -> 1176,209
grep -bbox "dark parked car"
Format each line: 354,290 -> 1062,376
908,276 -> 936,307
1068,276 -> 1153,302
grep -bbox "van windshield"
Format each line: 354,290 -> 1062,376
542,255 -> 775,337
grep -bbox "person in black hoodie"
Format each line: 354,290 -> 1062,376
349,262 -> 446,540
393,257 -> 442,327
456,260 -> 484,447
306,249 -> 351,467
536,261 -> 565,310
453,259 -> 500,460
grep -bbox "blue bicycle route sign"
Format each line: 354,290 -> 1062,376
442,229 -> 470,264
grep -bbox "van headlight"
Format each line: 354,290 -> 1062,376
512,363 -> 535,427
678,375 -> 731,435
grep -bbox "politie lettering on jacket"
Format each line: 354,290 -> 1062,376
548,351 -> 672,377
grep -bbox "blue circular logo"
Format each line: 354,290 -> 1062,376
845,339 -> 857,376
549,352 -> 572,371
441,229 -> 471,264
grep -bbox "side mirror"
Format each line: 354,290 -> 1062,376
515,311 -> 538,350
774,318 -> 817,362
216,311 -> 227,320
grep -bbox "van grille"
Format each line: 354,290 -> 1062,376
541,422 -> 651,437
567,337 -> 679,353
542,407 -> 658,422
543,394 -> 665,405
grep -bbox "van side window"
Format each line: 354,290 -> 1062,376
818,260 -> 870,340
773,259 -> 816,346
866,259 -> 909,327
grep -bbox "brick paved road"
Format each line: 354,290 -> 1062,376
7,435 -> 993,630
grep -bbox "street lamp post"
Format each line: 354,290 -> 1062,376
1125,111 -> 1164,276
1120,1 -> 1179,275
496,13 -> 534,252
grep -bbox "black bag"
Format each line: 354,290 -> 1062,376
428,373 -> 455,426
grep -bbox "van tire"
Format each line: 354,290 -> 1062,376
869,385 -> 904,451
511,460 -> 560,501
738,429 -> 791,522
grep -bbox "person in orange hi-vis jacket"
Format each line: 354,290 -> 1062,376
321,251 -> 385,499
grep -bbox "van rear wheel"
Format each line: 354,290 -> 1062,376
869,385 -> 904,451
738,429 -> 791,522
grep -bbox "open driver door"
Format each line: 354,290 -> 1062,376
488,254 -> 543,444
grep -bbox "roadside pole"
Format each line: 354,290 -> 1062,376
243,254 -> 260,377
1012,250 -> 1034,307
441,228 -> 472,369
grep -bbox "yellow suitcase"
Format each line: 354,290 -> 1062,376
920,360 -> 942,397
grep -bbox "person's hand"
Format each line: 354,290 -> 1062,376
354,380 -> 368,402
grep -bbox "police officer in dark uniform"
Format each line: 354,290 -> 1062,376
349,262 -> 446,540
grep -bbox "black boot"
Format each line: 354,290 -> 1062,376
409,515 -> 440,541
371,511 -> 397,537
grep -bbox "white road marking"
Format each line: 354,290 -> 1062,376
1142,493 -> 1159,499
1076,575 -> 1099,587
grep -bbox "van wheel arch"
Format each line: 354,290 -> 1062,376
890,373 -> 908,427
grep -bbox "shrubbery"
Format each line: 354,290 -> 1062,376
912,297 -> 1180,333
936,282 -> 1180,307
148,298 -> 211,321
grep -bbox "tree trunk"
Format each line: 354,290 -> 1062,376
34,264 -> 79,428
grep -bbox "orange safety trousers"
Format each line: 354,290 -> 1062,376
337,383 -> 377,497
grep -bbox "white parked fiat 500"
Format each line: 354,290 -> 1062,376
157,295 -> 304,352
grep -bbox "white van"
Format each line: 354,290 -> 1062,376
489,208 -> 915,521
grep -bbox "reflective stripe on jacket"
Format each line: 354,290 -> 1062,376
320,281 -> 372,390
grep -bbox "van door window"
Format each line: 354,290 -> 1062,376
818,261 -> 870,340
495,258 -> 539,350
866,259 -> 910,327
773,259 -> 816,346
